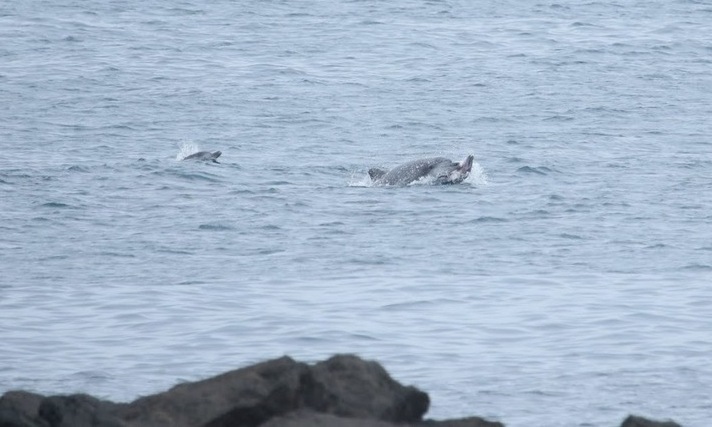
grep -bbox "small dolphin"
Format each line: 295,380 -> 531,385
369,155 -> 474,186
182,151 -> 222,163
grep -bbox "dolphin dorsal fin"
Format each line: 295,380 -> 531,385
368,168 -> 387,181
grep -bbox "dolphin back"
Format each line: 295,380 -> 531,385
376,157 -> 451,186
183,151 -> 222,162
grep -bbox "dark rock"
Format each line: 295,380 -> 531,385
117,354 -> 431,427
260,409 -> 400,427
0,392 -> 122,427
38,395 -> 124,427
260,411 -> 505,427
621,415 -> 682,427
0,408 -> 43,427
0,391 -> 47,427
120,356 -> 307,427
0,354 -> 679,427
202,375 -> 306,427
304,354 -> 430,422
418,417 -> 505,427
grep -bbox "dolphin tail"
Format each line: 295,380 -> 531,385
459,155 -> 474,173
211,151 -> 222,163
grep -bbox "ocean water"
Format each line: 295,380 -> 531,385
1,1 -> 711,426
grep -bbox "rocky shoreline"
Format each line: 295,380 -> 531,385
0,354 -> 682,427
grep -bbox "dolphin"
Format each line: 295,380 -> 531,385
369,155 -> 474,186
182,151 -> 222,163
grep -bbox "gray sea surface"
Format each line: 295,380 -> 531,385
1,1 -> 711,426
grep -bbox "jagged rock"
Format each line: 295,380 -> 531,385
120,356 -> 307,427
0,391 -> 124,427
40,395 -> 124,427
0,355 -> 443,427
260,410 -> 505,427
620,415 -> 682,427
117,354 -> 430,427
304,354 -> 429,422
0,391 -> 48,427
0,355 -> 682,427
418,418 -> 505,427
258,409 -> 396,427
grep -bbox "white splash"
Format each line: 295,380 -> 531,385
175,142 -> 200,161
467,160 -> 489,185
348,172 -> 374,187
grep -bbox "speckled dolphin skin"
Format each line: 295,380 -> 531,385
182,151 -> 222,163
369,155 -> 474,186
